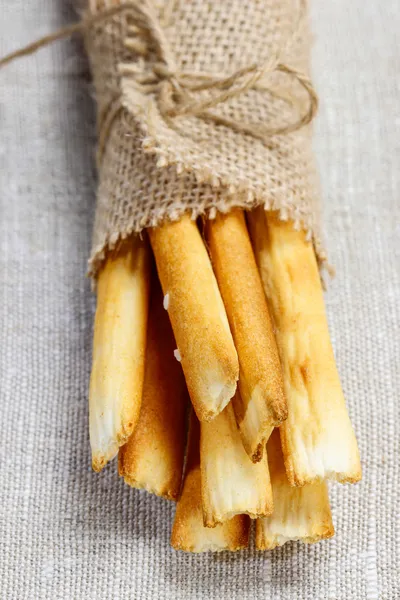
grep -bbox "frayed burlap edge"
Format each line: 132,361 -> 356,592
87,138 -> 332,284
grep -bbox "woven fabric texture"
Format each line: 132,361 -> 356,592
0,1 -> 399,599
85,0 -> 324,277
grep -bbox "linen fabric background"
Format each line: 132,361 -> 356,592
0,1 -> 399,599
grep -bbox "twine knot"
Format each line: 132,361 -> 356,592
115,0 -> 318,141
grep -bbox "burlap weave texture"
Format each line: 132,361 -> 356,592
85,0 -> 323,276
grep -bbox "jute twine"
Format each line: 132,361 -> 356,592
0,1 -> 317,150
1,0 -> 331,278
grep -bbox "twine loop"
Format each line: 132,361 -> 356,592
117,0 -> 318,140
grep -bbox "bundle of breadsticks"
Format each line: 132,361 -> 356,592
90,209 -> 361,552
0,0 -> 361,552
81,0 -> 362,553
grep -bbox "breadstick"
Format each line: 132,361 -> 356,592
206,210 -> 286,461
89,236 -> 150,472
118,276 -> 188,500
171,411 -> 250,552
256,429 -> 334,549
248,209 -> 361,485
200,398 -> 273,527
149,215 -> 239,421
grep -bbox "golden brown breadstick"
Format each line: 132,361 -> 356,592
89,236 -> 150,472
149,215 -> 239,422
256,429 -> 334,549
200,399 -> 273,527
171,411 -> 250,553
248,209 -> 361,485
206,210 -> 286,461
118,276 -> 188,500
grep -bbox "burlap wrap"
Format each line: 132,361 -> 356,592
84,0 -> 326,277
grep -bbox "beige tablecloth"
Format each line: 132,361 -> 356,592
1,1 -> 399,598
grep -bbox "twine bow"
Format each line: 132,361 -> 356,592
0,0 -> 318,145
118,0 -> 318,141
